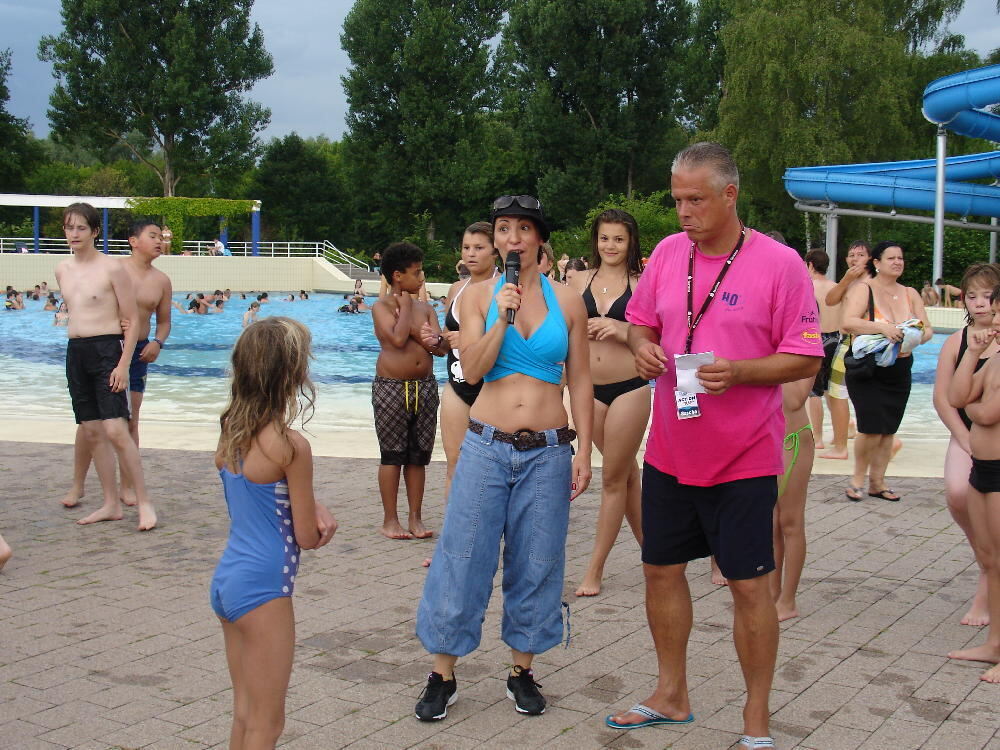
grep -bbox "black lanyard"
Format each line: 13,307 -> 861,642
685,227 -> 746,354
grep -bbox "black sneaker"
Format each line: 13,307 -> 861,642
506,666 -> 546,715
415,671 -> 457,721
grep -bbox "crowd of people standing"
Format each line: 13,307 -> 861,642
4,139 -> 999,750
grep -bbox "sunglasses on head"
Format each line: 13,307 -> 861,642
492,195 -> 541,212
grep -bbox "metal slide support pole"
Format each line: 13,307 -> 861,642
251,209 -> 260,257
102,208 -> 109,253
825,210 -> 839,281
991,217 -> 998,264
933,127 -> 946,284
33,206 -> 40,252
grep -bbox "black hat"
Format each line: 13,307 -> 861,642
490,195 -> 550,242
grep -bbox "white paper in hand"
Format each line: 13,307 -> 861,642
674,351 -> 715,394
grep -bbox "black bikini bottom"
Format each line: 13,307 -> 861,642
593,377 -> 649,407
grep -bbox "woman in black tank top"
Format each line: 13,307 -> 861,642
573,209 -> 650,597
932,263 -> 1000,626
434,222 -> 500,489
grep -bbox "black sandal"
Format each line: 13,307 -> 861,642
845,485 -> 864,502
868,488 -> 900,502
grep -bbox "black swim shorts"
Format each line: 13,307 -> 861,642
641,463 -> 777,580
66,334 -> 131,424
130,339 -> 150,394
970,457 -> 1000,495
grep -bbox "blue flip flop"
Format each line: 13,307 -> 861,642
605,703 -> 695,730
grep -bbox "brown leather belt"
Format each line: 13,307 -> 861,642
468,420 -> 576,451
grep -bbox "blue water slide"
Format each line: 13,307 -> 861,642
783,64 -> 1000,218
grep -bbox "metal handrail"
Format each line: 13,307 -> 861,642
0,237 -> 374,272
321,241 -> 371,271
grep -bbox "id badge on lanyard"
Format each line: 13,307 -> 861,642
675,227 -> 745,419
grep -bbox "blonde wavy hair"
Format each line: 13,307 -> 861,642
218,317 -> 316,471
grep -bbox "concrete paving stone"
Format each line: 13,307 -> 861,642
156,696 -> 232,729
0,692 -> 55,723
1,717 -> 53,741
293,713 -> 391,747
891,696 -> 957,726
857,717 -> 936,749
800,722 -> 872,750
176,714 -> 235,745
3,445 -> 1000,748
921,721 -> 995,750
35,714 -> 128,745
338,739 -> 403,750
140,738 -> 213,750
25,697 -> 124,732
772,681 -> 860,728
99,716 -> 187,747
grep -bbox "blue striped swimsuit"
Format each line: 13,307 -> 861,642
210,467 -> 299,621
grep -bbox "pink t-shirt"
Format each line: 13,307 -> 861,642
626,230 -> 822,486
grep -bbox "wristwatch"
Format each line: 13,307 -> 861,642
152,337 -> 165,348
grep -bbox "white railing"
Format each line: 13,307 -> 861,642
0,236 -> 372,272
0,237 -> 132,254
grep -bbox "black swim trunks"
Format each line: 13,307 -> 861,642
641,464 -> 778,580
130,339 -> 150,394
970,457 -> 1000,494
66,334 -> 131,424
372,375 -> 439,466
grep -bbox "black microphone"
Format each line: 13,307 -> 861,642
505,251 -> 520,324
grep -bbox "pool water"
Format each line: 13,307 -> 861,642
0,293 -> 948,438
0,294 -> 444,431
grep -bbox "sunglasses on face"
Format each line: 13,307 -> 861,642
492,195 -> 541,212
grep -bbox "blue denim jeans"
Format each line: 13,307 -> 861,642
416,421 -> 572,656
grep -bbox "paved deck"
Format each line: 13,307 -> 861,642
0,440 -> 996,750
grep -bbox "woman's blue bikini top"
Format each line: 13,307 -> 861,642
484,274 -> 567,385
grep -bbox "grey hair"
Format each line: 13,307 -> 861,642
671,142 -> 740,192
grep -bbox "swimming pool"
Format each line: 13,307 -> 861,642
0,294 -> 444,432
0,293 -> 947,438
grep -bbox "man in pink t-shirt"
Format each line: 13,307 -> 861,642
607,143 -> 822,748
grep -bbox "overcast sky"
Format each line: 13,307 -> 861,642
2,0 -> 999,144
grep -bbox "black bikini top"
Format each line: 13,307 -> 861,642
583,272 -> 632,322
956,327 -> 990,431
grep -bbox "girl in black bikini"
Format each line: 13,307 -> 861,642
572,209 -> 649,596
934,263 -> 1000,626
424,222 -> 500,489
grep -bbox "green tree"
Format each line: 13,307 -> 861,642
0,49 -> 45,193
251,134 -> 348,242
551,191 -> 680,260
341,0 -> 504,250
714,0 -> 919,237
679,0 -> 728,133
39,0 -> 273,197
502,0 -> 692,227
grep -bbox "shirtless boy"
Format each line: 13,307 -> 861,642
60,221 -> 172,510
55,204 -> 156,531
948,286 -> 1000,682
805,249 -> 850,459
371,242 -> 447,540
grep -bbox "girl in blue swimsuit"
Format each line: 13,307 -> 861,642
210,317 -> 338,748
